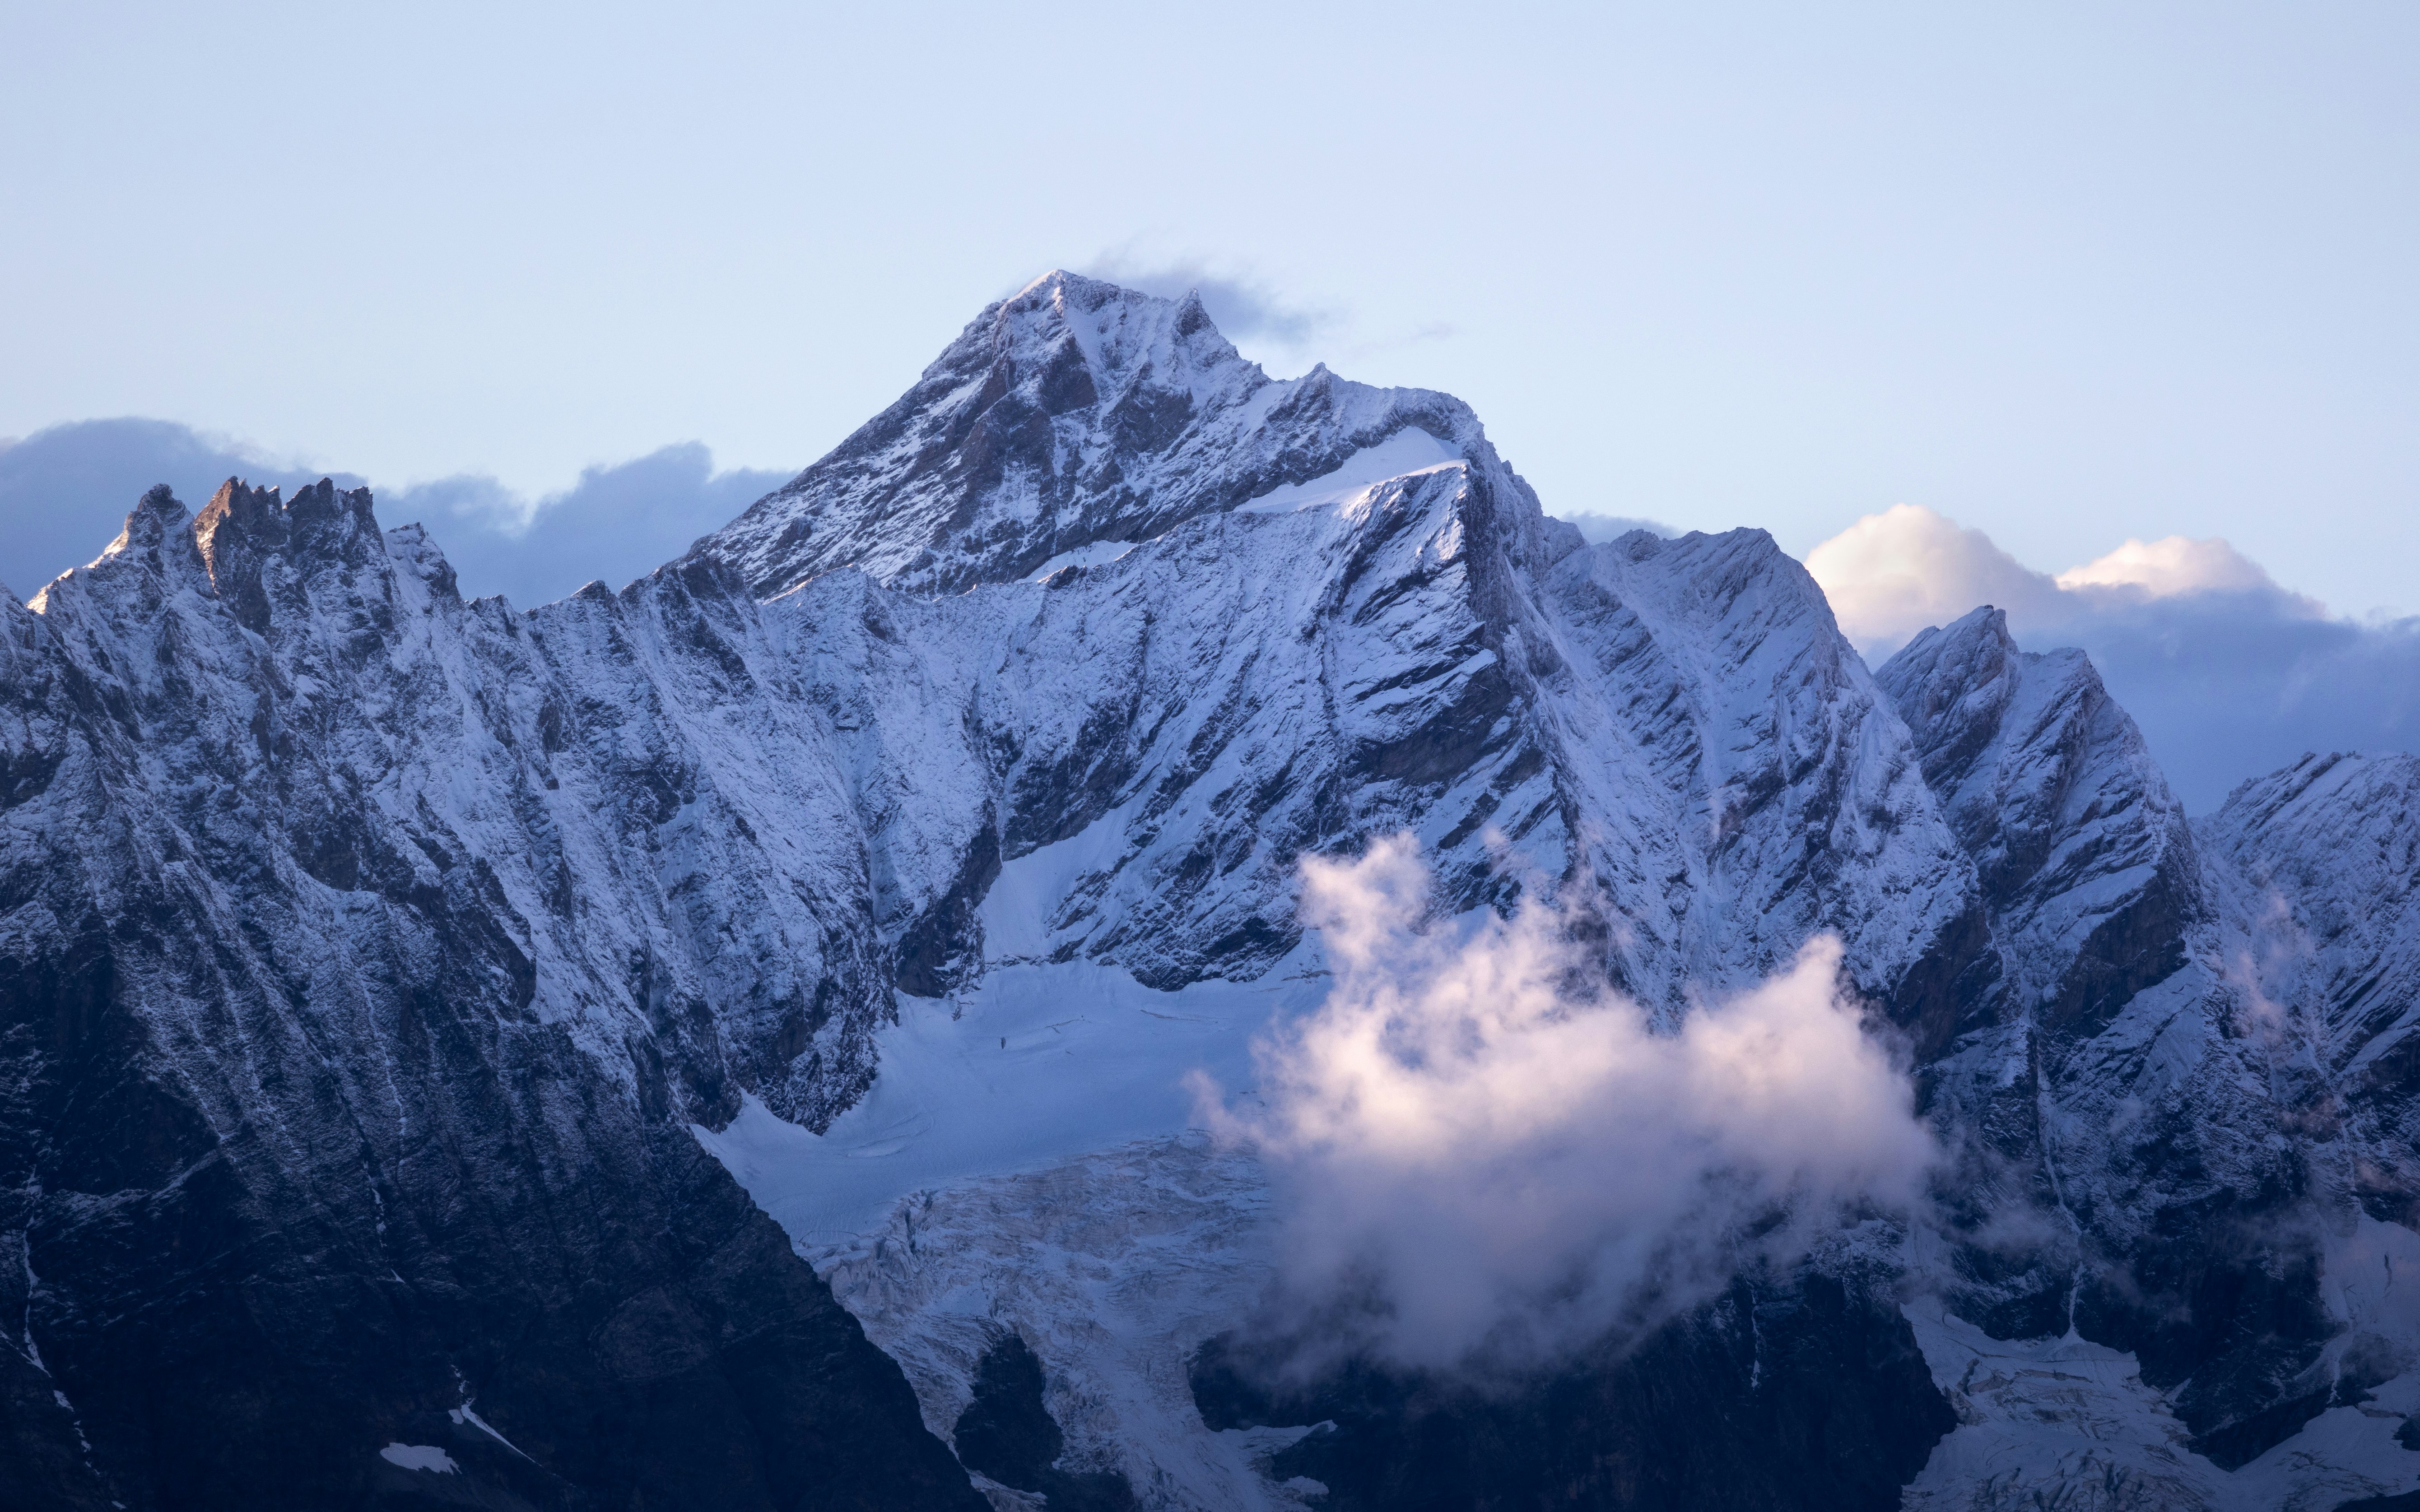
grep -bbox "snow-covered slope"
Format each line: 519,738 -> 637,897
6,274 -> 2420,1512
1542,528 -> 1981,1032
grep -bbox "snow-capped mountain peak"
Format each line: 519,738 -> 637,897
12,275 -> 2420,1512
693,270 -> 1509,599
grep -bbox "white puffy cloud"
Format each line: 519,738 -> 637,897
1196,836 -> 1935,1373
1804,503 -> 2325,657
2053,534 -> 2282,599
1802,503 -> 2070,651
1804,504 -> 2417,810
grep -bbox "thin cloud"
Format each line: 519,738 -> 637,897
1080,249 -> 1338,348
1553,511 -> 1677,544
1334,320 -> 1461,363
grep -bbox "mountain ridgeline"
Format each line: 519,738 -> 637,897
5,273 -> 2417,1511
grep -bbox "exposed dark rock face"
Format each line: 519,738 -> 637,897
1191,1270 -> 1954,1512
1878,607 -> 2212,1339
1879,610 -> 2420,1480
2200,751 -> 2420,1180
950,1332 -> 1136,1512
1879,607 -> 2203,1043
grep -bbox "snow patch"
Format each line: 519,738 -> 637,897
814,1136 -> 1313,1512
694,953 -> 1327,1246
1234,429 -> 1462,515
449,1402 -> 532,1461
1024,538 -> 1139,581
1903,1304 -> 2230,1510
2324,1213 -> 2420,1345
377,1443 -> 458,1474
1903,1303 -> 2420,1511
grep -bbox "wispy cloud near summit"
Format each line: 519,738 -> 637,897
1079,250 -> 1338,348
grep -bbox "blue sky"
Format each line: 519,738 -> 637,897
3,3 -> 2415,803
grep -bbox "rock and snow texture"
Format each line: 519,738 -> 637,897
0,480 -> 989,1511
815,1136 -> 1305,1512
697,270 -> 1540,599
1901,1301 -> 2420,1512
1879,606 -> 2203,1040
1874,607 -> 2420,1501
5,272 -> 2420,1510
2199,749 -> 2420,1177
1538,528 -> 1980,1029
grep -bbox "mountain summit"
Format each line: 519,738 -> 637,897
697,269 -> 1514,596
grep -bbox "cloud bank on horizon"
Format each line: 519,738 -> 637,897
0,418 -> 786,611
1806,504 -> 2420,811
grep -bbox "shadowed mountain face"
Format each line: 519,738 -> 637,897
5,274 -> 2419,1510
0,480 -> 987,1512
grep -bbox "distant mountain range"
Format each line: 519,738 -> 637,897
7,272 -> 2419,1510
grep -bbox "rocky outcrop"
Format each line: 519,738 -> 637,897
1546,529 -> 1985,1041
1190,1268 -> 1953,1512
1880,606 -> 2202,1041
1880,612 -> 2420,1481
2199,750 -> 2420,1175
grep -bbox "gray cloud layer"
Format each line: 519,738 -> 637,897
397,447 -> 791,608
2048,596 -> 2420,814
0,419 -> 787,610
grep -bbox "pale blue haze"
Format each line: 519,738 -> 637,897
2,2 -> 2413,622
